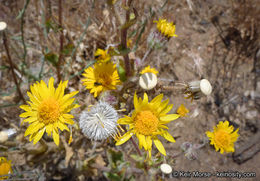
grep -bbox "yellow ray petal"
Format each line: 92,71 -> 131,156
162,131 -> 175,142
160,114 -> 180,121
53,128 -> 60,146
116,131 -> 133,146
33,128 -> 46,144
154,138 -> 166,156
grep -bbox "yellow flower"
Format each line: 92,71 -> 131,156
94,48 -> 111,63
127,39 -> 133,48
206,121 -> 239,154
0,157 -> 12,180
20,77 -> 79,146
116,93 -> 180,157
82,62 -> 121,97
177,104 -> 189,117
140,65 -> 159,75
154,18 -> 177,37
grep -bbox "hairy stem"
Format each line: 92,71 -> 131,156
3,32 -> 26,104
130,137 -> 142,156
20,0 -> 30,66
57,0 -> 64,82
121,0 -> 133,77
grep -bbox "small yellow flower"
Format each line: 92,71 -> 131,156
0,157 -> 12,180
140,65 -> 159,75
82,62 -> 121,97
154,18 -> 177,38
127,39 -> 133,48
177,104 -> 189,117
116,93 -> 180,157
20,77 -> 79,146
94,48 -> 111,63
206,121 -> 239,154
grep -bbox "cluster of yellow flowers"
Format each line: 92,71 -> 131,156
18,19 -> 239,166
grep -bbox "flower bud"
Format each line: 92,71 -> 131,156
160,163 -> 172,174
0,22 -> 7,31
185,79 -> 212,100
0,128 -> 16,143
139,72 -> 158,90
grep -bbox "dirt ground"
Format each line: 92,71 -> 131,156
0,0 -> 259,180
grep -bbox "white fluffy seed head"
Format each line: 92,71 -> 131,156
79,102 -> 118,141
0,22 -> 7,31
160,163 -> 172,174
139,72 -> 158,90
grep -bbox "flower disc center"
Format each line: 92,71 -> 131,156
97,73 -> 112,87
38,98 -> 60,124
134,110 -> 158,135
215,130 -> 230,148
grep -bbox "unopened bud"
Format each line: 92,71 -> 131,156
0,21 -> 7,31
0,128 -> 16,143
185,79 -> 212,100
160,163 -> 172,174
139,73 -> 157,90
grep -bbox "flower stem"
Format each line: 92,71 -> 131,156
130,137 -> 142,156
2,32 -> 26,104
141,47 -> 152,62
120,0 -> 134,77
57,0 -> 64,82
20,0 -> 30,67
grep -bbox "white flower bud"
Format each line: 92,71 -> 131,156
186,79 -> 212,99
200,79 -> 212,95
0,131 -> 8,143
0,21 -> 7,31
0,128 -> 16,143
139,73 -> 157,90
160,163 -> 172,174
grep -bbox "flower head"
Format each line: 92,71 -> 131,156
140,65 -> 158,75
82,62 -> 121,97
177,104 -> 189,117
79,102 -> 119,140
116,93 -> 180,157
94,48 -> 111,63
0,157 -> 12,180
154,18 -> 177,38
206,121 -> 239,154
20,77 -> 79,146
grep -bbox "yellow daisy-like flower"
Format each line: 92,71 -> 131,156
0,157 -> 12,180
177,104 -> 189,117
116,93 -> 180,157
154,18 -> 177,38
82,62 -> 121,97
206,121 -> 239,154
94,48 -> 111,63
20,77 -> 79,146
140,65 -> 159,75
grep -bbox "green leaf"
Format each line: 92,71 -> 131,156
45,19 -> 60,33
0,65 -> 9,70
62,43 -> 75,56
44,52 -> 58,66
104,172 -> 121,181
117,64 -> 126,82
107,148 -> 124,169
130,154 -> 144,162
